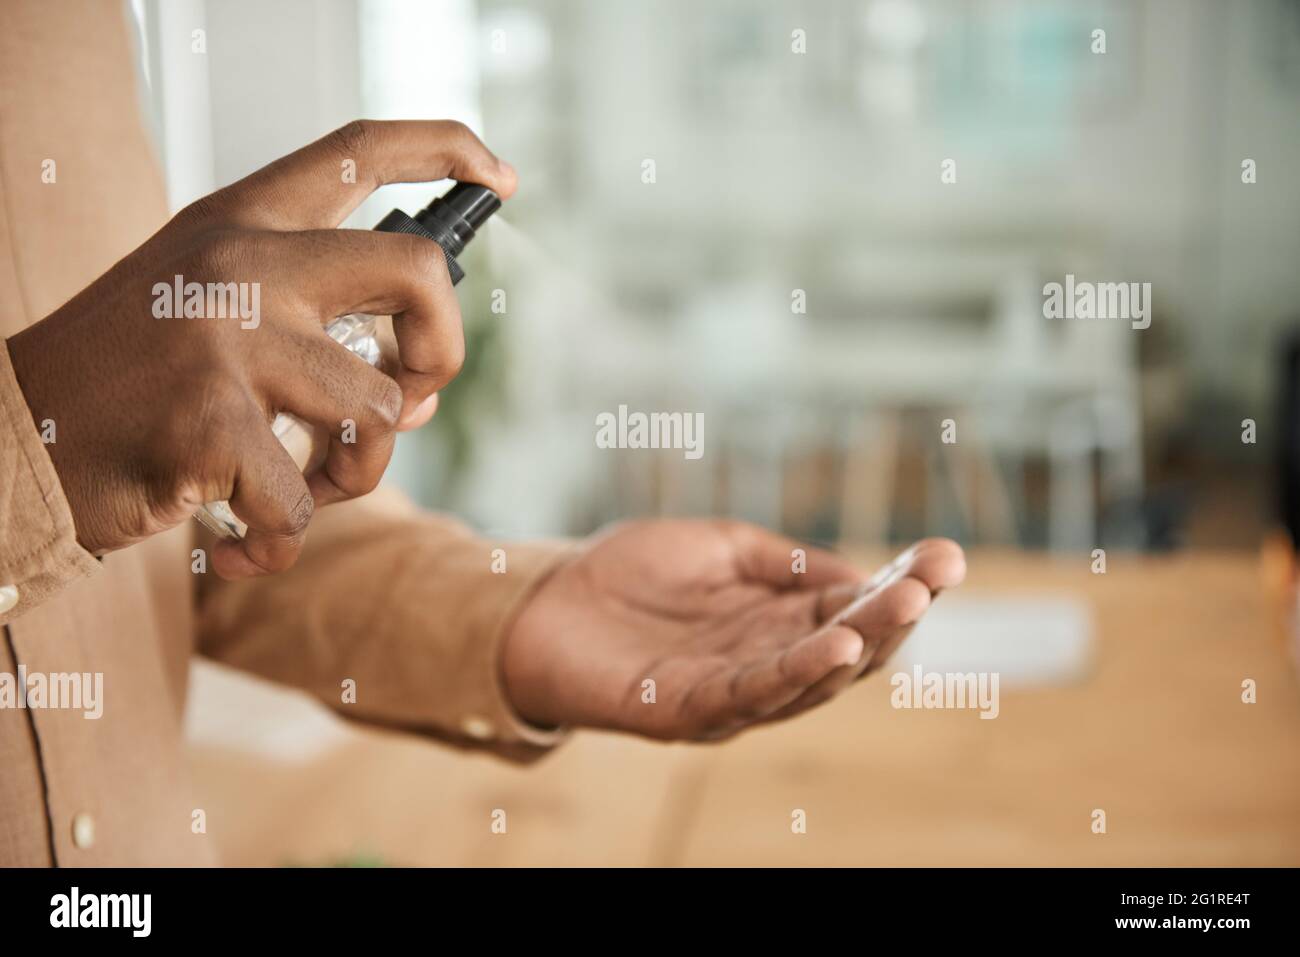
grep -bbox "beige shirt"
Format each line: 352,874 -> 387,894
0,0 -> 566,866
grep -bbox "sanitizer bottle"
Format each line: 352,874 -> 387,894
195,182 -> 501,539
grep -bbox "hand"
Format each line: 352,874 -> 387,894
7,120 -> 515,578
502,520 -> 966,740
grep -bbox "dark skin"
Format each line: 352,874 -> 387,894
502,523 -> 964,738
8,120 -> 515,578
8,119 -> 966,740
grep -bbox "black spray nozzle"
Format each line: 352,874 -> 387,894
374,181 -> 501,286
428,181 -> 501,232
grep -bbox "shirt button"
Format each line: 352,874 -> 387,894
0,584 -> 18,615
71,812 -> 96,849
460,714 -> 494,740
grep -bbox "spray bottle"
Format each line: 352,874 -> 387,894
195,181 -> 501,539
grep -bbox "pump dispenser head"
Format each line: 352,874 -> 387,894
374,182 -> 500,285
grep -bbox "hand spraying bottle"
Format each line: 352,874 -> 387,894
194,181 -> 502,539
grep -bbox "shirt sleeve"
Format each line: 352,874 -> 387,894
0,338 -> 100,625
195,485 -> 574,762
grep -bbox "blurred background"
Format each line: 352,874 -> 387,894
136,0 -> 1300,551
129,0 -> 1300,865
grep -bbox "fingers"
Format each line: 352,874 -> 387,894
671,538 -> 966,739
210,414 -> 314,579
906,537 -> 966,591
817,574 -> 932,685
207,120 -> 517,231
720,521 -> 866,591
827,571 -> 932,636
817,538 -> 966,622
760,577 -> 932,725
674,625 -> 864,740
400,391 -> 439,432
259,329 -> 404,508
268,229 -> 465,418
761,543 -> 967,724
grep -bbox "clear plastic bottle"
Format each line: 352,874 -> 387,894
193,182 -> 501,541
193,313 -> 382,539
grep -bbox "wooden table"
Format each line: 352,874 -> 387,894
186,548 -> 1300,866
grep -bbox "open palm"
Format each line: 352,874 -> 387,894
502,519 -> 965,741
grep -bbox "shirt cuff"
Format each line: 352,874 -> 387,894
369,528 -> 576,757
0,338 -> 99,623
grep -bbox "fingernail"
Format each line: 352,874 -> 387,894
399,392 -> 438,428
415,392 -> 439,418
840,636 -> 865,666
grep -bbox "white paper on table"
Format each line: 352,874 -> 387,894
895,595 -> 1094,688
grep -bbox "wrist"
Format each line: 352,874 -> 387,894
498,551 -> 580,730
500,599 -> 562,729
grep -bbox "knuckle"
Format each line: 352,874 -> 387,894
139,441 -> 195,511
174,194 -> 223,228
148,377 -> 249,494
280,487 -> 315,536
329,119 -> 377,163
356,469 -> 384,497
365,374 -> 404,429
439,119 -> 474,145
343,463 -> 384,498
186,376 -> 256,442
193,229 -> 247,278
347,368 -> 402,433
437,335 -> 466,382
415,347 -> 464,394
326,438 -> 388,498
398,233 -> 449,287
